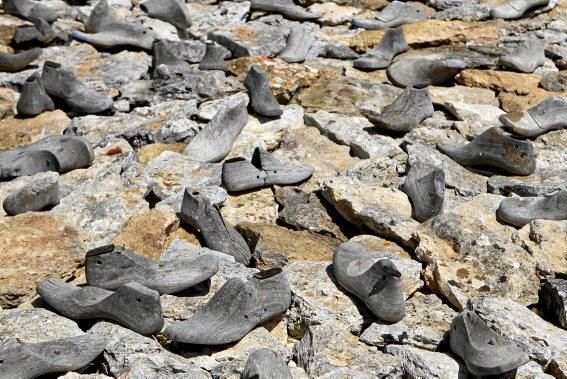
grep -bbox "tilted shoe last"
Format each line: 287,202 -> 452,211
279,25 -> 314,64
450,311 -> 529,376
85,244 -> 219,294
0,136 -> 94,180
497,190 -> 567,227
42,61 -> 113,114
499,39 -> 545,73
140,0 -> 192,30
0,335 -> 107,379
184,96 -> 248,163
333,242 -> 405,323
387,57 -> 466,88
352,1 -> 426,30
401,163 -> 445,222
84,0 -> 116,33
3,0 -> 59,23
152,39 -> 191,72
180,189 -> 252,265
37,279 -> 164,335
198,41 -> 231,71
353,27 -> 408,70
164,268 -> 291,345
12,17 -> 56,46
491,0 -> 550,19
244,65 -> 282,118
16,72 -> 55,117
364,87 -> 434,132
0,48 -> 42,73
250,0 -> 322,21
437,127 -> 536,176
3,173 -> 60,216
222,147 -> 314,192
500,96 -> 567,138
242,349 -> 293,379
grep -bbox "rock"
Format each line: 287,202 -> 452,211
350,20 -> 499,52
415,195 -> 540,310
88,322 -> 210,378
0,110 -> 70,150
540,71 -> 567,92
221,189 -> 279,226
541,279 -> 567,329
293,323 -> 403,377
518,220 -> 567,277
517,361 -> 554,379
487,172 -> 567,197
305,110 -> 404,159
360,293 -> 455,351
208,21 -> 287,58
456,69 -> 542,95
434,3 -> 491,20
443,101 -> 505,124
308,3 -> 360,25
111,209 -> 179,259
153,40 -> 206,64
226,56 -> 320,103
469,297 -> 567,364
406,143 -> 488,197
384,345 -> 465,378
0,308 -> 83,343
321,176 -> 419,248
237,222 -> 341,269
136,143 -> 186,164
274,187 -> 347,239
0,213 -> 85,308
293,76 -> 400,116
549,356 -> 567,379
498,89 -> 556,113
429,85 -> 499,107
188,1 -> 250,38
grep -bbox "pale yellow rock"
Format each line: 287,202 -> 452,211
429,86 -> 499,107
350,19 -> 499,52
309,3 -> 360,25
112,209 -> 179,259
221,188 -> 279,226
0,110 -> 71,150
519,220 -> 567,276
456,69 -> 542,95
0,214 -> 86,308
136,143 -> 186,164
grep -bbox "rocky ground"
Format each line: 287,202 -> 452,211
0,0 -> 566,378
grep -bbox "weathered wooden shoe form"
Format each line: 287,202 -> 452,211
184,95 -> 248,163
3,0 -> 59,23
401,163 -> 445,222
198,41 -> 231,71
497,190 -> 567,227
84,0 -> 116,33
499,39 -> 546,73
3,173 -> 60,216
0,136 -> 94,180
364,87 -> 434,132
491,0 -> 550,19
164,268 -> 291,345
42,61 -> 113,114
387,57 -> 466,88
85,244 -> 219,294
352,1 -> 426,30
437,127 -> 536,176
500,96 -> 567,137
279,25 -> 314,64
353,27 -> 408,70
222,147 -> 314,192
450,311 -> 529,376
37,279 -> 164,335
242,349 -> 293,379
244,65 -> 282,118
250,0 -> 322,21
180,189 -> 252,265
0,335 -> 107,379
140,0 -> 192,30
0,48 -> 42,72
16,72 -> 55,117
12,17 -> 55,46
333,242 -> 405,323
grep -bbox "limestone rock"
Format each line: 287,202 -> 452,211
321,176 -> 419,247
221,188 -> 279,226
208,21 -> 287,58
0,308 -> 83,343
384,345 -> 465,378
456,69 -> 542,95
0,110 -> 70,150
188,1 -> 250,38
360,293 -> 455,351
469,297 -> 567,364
414,196 -> 540,310
0,214 -> 85,308
309,3 -> 360,25
518,220 -> 567,276
429,85 -> 499,107
88,322 -> 210,378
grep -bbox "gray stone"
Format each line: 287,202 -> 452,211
0,308 -> 84,343
385,345 -> 466,378
88,322 -> 210,378
468,297 -> 567,364
541,279 -> 567,330
188,1 -> 250,38
208,21 -> 287,58
434,3 -> 491,21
